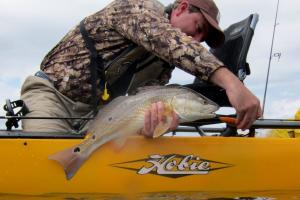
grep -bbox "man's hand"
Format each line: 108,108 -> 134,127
225,82 -> 262,130
210,67 -> 262,130
141,101 -> 179,137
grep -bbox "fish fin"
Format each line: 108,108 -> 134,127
135,85 -> 183,94
153,110 -> 173,138
111,137 -> 127,151
49,146 -> 88,180
135,86 -> 166,94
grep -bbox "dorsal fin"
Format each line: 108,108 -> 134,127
135,86 -> 165,94
135,84 -> 182,95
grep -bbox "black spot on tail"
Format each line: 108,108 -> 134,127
74,147 -> 81,153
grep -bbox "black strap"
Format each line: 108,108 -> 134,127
79,20 -> 105,114
109,51 -> 153,97
80,19 -> 146,101
79,19 -> 173,105
109,57 -> 140,97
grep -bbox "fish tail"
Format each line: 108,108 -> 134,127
49,146 -> 88,180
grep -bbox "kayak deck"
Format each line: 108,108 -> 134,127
1,132 -> 300,195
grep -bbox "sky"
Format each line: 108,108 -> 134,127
0,0 -> 299,130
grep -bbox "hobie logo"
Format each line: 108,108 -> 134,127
138,154 -> 210,175
111,154 -> 233,178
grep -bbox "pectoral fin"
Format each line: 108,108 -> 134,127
153,108 -> 173,138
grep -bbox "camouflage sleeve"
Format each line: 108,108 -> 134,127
106,0 -> 223,81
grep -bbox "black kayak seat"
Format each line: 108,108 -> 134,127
210,13 -> 259,81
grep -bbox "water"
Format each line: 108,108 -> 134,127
1,191 -> 300,200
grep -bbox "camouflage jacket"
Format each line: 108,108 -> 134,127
41,0 -> 223,104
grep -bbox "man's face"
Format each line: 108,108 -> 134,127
170,1 -> 210,42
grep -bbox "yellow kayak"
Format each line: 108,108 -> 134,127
269,108 -> 300,138
1,131 -> 300,195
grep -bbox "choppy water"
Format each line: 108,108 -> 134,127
1,191 -> 300,200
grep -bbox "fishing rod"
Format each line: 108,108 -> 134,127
219,117 -> 300,129
2,115 -> 300,138
178,117 -> 300,137
0,116 -> 94,120
181,117 -> 300,129
0,114 -> 94,131
0,113 -> 229,122
2,115 -> 300,127
178,115 -> 300,135
262,0 -> 281,118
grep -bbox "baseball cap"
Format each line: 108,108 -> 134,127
188,0 -> 225,48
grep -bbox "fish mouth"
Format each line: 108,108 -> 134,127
208,112 -> 217,118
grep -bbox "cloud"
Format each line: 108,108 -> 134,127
266,98 -> 300,119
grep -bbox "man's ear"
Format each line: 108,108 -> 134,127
174,1 -> 189,16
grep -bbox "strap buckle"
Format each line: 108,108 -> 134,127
3,99 -> 29,130
101,82 -> 110,102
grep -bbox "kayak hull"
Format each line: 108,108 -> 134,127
1,135 -> 300,195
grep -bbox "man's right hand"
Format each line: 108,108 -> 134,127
210,67 -> 262,130
225,81 -> 262,130
141,101 -> 179,138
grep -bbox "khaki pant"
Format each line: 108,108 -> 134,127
21,76 -> 93,133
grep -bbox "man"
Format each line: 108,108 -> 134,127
21,0 -> 261,136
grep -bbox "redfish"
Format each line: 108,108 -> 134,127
49,86 -> 219,180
